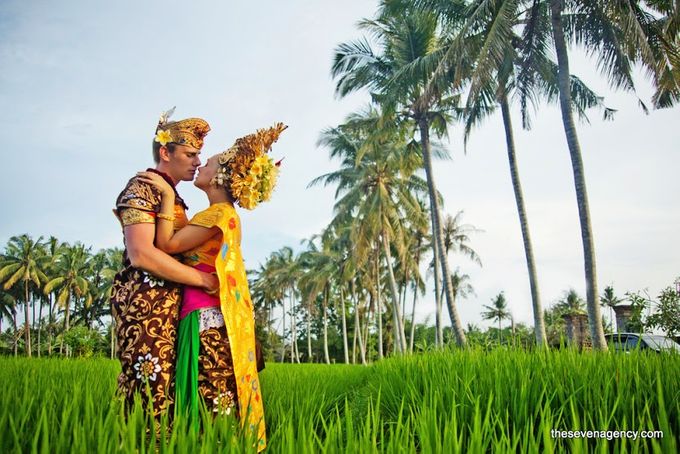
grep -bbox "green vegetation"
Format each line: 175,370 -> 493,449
1,349 -> 677,453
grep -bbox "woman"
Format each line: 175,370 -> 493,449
139,123 -> 286,450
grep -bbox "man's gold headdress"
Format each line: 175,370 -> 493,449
154,107 -> 210,150
213,123 -> 287,210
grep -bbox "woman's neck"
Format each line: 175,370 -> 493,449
206,187 -> 234,206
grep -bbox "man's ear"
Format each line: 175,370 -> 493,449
159,145 -> 172,162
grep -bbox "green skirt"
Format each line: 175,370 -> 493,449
175,310 -> 200,425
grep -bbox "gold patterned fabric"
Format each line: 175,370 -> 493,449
197,322 -> 239,416
119,208 -> 155,226
184,203 -> 266,449
110,174 -> 188,417
157,118 -> 210,150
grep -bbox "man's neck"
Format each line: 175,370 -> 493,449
154,166 -> 178,186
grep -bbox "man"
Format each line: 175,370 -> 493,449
110,109 -> 218,417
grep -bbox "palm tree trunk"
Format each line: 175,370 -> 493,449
550,0 -> 606,350
499,92 -> 547,347
352,280 -> 367,365
280,296 -> 287,362
306,308 -> 312,363
24,280 -> 31,357
289,292 -> 294,363
340,287 -> 350,364
12,310 -> 18,356
37,296 -> 44,357
352,312 -> 357,364
375,251 -> 384,359
418,118 -> 467,346
32,289 -> 36,351
409,285 -> 417,352
511,316 -> 516,346
408,243 -> 422,352
499,318 -> 502,344
433,239 -> 443,347
47,294 -> 53,356
268,301 -> 273,343
381,232 -> 407,353
60,295 -> 71,356
290,291 -> 299,363
323,286 -> 330,364
400,281 -> 408,338
363,301 -> 371,362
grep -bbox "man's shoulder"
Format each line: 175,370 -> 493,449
116,174 -> 161,211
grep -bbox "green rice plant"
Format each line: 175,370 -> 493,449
0,348 -> 677,453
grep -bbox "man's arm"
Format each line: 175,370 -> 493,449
125,223 -> 218,290
135,171 -> 220,254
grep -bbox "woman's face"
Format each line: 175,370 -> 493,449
194,155 -> 220,190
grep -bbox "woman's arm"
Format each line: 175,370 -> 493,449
124,223 -> 218,290
137,171 -> 220,254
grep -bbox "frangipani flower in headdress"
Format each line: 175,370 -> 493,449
153,106 -> 211,150
212,123 -> 287,210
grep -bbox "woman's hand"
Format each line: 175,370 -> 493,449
137,171 -> 174,197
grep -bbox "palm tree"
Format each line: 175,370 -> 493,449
73,250 -> 112,329
312,108 -> 431,353
448,269 -> 475,306
401,220 -> 428,352
428,211 -> 480,344
600,285 -> 622,333
555,288 -> 586,315
422,0 -> 617,348
42,236 -> 66,356
298,238 -> 327,363
44,243 -> 90,356
250,260 -> 285,361
441,212 -> 482,267
266,246 -> 302,363
0,290 -> 14,334
543,0 -> 680,349
414,0 -> 679,348
482,292 -> 511,343
0,235 -> 48,356
0,287 -> 19,355
299,227 -> 355,364
331,9 -> 469,346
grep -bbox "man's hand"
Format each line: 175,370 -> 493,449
202,272 -> 220,295
125,223 -> 216,288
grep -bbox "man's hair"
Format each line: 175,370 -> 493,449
152,141 -> 177,163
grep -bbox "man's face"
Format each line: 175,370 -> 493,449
164,144 -> 202,182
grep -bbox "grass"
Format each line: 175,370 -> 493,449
0,349 -> 677,453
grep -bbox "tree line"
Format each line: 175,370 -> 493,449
250,0 -> 679,359
0,235 -> 121,357
2,1 -> 678,360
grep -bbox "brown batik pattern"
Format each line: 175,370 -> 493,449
111,174 -> 188,418
111,266 -> 181,417
198,326 -> 239,417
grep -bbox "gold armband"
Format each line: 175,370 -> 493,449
157,213 -> 175,222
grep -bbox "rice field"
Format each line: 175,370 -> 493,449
0,349 -> 677,453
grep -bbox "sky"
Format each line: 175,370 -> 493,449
1,0 -> 679,331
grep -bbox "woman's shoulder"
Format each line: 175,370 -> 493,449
189,203 -> 236,228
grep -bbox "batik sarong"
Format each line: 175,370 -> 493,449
110,171 -> 189,417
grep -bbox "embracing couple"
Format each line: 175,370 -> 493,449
110,108 -> 286,450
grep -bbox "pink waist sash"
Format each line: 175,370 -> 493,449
180,263 -> 220,320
